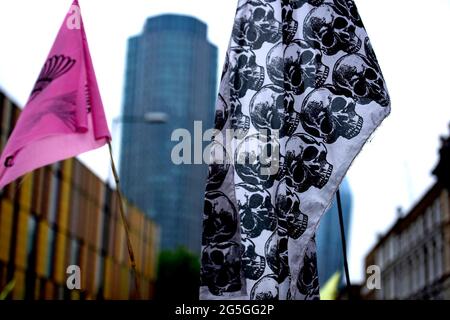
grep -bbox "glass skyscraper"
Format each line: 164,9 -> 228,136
119,15 -> 218,253
316,178 -> 353,285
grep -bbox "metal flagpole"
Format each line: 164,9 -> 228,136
336,188 -> 352,299
107,141 -> 141,299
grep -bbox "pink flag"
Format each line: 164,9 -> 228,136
0,0 -> 111,189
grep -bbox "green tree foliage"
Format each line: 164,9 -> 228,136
155,247 -> 200,300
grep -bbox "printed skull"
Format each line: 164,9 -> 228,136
300,87 -> 362,143
201,242 -> 242,296
296,238 -> 320,299
230,96 -> 250,139
235,133 -> 280,188
214,94 -> 229,131
303,4 -> 361,56
333,0 -> 364,28
202,191 -> 238,245
281,0 -> 297,44
250,274 -> 279,300
236,183 -> 277,238
265,0 -> 324,9
232,0 -> 281,50
282,133 -> 333,193
333,53 -> 390,107
267,40 -> 328,95
265,231 -> 290,283
241,236 -> 266,280
205,140 -> 230,191
249,84 -> 299,138
275,179 -> 309,239
229,47 -> 265,99
291,0 -> 324,8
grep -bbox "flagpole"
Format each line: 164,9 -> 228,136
336,189 -> 352,299
107,141 -> 141,299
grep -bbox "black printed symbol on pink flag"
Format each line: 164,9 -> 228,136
25,91 -> 78,132
30,55 -> 76,101
4,156 -> 15,168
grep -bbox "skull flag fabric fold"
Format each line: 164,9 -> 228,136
0,0 -> 111,189
200,0 -> 390,300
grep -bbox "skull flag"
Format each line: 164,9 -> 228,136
200,0 -> 390,300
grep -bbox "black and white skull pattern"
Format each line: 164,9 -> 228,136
241,236 -> 267,280
275,179 -> 309,238
236,183 -> 277,238
201,242 -> 242,296
333,38 -> 390,107
332,0 -> 364,28
250,274 -> 279,300
264,0 -> 325,9
249,84 -> 300,138
205,140 -> 230,192
300,86 -> 362,143
303,3 -> 361,55
281,133 -> 333,193
267,40 -> 329,95
214,94 -> 229,131
202,191 -> 238,245
201,0 -> 390,300
230,96 -> 251,139
233,0 -> 282,50
265,231 -> 290,283
280,1 -> 297,44
296,237 -> 320,300
235,133 -> 280,189
229,47 -> 265,99
221,53 -> 230,82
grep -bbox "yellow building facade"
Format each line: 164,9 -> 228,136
0,90 -> 159,299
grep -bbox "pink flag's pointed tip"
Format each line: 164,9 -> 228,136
72,0 -> 79,5
0,0 -> 111,189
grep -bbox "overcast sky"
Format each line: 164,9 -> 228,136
0,0 -> 450,283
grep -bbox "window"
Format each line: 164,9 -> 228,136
432,199 -> 441,225
26,215 -> 38,261
418,250 -> 425,289
47,228 -> 56,277
47,172 -> 61,225
70,239 -> 80,266
427,242 -> 435,284
411,256 -> 418,294
425,208 -> 433,231
435,236 -> 443,279
377,247 -> 384,269
417,216 -> 424,238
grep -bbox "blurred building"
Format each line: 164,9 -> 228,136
363,131 -> 450,300
0,90 -> 159,299
317,178 -> 353,286
119,15 -> 218,253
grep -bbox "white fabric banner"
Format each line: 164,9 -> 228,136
200,0 -> 390,300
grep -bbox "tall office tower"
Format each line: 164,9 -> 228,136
316,178 -> 353,285
119,15 -> 218,253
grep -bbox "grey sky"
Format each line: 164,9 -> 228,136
0,0 -> 449,282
